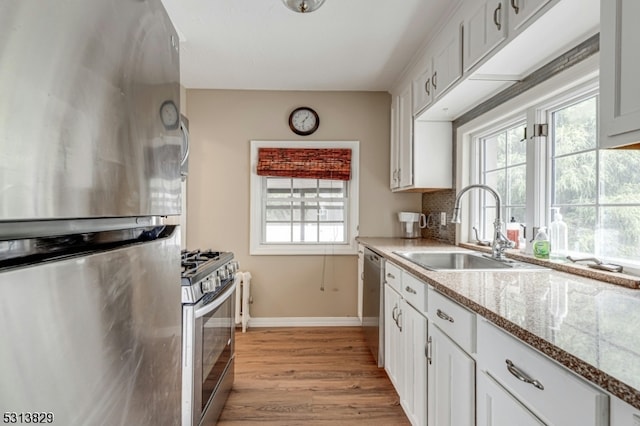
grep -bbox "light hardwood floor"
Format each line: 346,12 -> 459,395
217,327 -> 410,426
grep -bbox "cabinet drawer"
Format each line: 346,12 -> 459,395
385,262 -> 402,293
427,288 -> 476,354
477,319 -> 608,426
401,272 -> 426,312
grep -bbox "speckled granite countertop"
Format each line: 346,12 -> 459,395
357,237 -> 640,410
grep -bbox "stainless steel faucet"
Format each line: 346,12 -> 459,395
451,184 -> 514,260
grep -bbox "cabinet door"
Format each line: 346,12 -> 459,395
600,0 -> 640,148
464,0 -> 507,72
398,84 -> 413,188
402,302 -> 427,426
610,395 -> 640,426
412,65 -> 433,115
477,371 -> 545,426
432,22 -> 462,98
390,95 -> 400,189
384,284 -> 403,390
507,0 -> 551,32
427,324 -> 475,426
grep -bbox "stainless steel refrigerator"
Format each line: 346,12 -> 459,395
0,1 -> 187,424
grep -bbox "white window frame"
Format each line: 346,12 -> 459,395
456,54 -> 599,246
460,55 -> 640,275
469,115 -> 527,241
249,140 -> 359,255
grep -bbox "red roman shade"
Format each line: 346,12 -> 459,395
256,148 -> 352,180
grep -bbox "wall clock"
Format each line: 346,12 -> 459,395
159,100 -> 180,130
288,107 -> 319,136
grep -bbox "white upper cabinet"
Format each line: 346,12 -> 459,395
431,20 -> 463,99
412,66 -> 433,116
391,81 -> 453,192
390,87 -> 413,190
463,0 -> 507,72
507,0 -> 552,32
600,0 -> 640,149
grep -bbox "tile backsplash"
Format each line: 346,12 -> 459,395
421,189 -> 456,244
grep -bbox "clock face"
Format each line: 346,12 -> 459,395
160,100 -> 179,130
289,107 -> 319,135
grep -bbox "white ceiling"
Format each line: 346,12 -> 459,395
160,0 -> 457,91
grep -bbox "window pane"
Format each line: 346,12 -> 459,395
507,165 -> 526,205
302,202 -> 320,220
265,202 -> 291,221
319,224 -> 345,242
553,151 -> 596,204
600,150 -> 640,204
319,202 -> 344,221
292,178 -> 317,198
265,224 -> 291,242
319,180 -> 346,198
599,206 -> 640,260
507,125 -> 526,165
483,133 -> 505,170
561,205 -> 596,253
303,224 -> 318,242
484,170 -> 505,207
266,178 -> 292,198
506,207 -> 526,225
552,97 -> 597,156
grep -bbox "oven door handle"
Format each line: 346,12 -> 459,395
194,280 -> 237,318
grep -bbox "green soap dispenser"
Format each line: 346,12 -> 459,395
533,227 -> 550,259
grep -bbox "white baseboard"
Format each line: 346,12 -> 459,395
245,317 -> 362,328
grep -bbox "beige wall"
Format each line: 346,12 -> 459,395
185,89 -> 420,318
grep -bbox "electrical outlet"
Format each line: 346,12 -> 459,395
440,212 -> 447,225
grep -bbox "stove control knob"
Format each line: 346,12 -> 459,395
213,276 -> 222,288
201,278 -> 215,293
228,261 -> 239,274
218,269 -> 229,280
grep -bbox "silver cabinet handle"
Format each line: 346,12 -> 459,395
425,78 -> 431,96
505,359 -> 544,390
436,308 -> 454,323
511,0 -> 519,14
392,304 -> 398,322
396,310 -> 403,332
426,336 -> 433,365
405,286 -> 417,295
386,272 -> 396,280
494,3 -> 502,31
432,72 -> 438,90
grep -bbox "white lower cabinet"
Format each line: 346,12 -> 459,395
477,370 -> 544,426
477,319 -> 608,426
427,323 -> 475,426
402,300 -> 427,426
384,283 -> 403,390
611,395 -> 640,426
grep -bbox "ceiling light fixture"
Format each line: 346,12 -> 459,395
282,0 -> 325,13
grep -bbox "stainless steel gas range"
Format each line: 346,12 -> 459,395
181,250 -> 238,426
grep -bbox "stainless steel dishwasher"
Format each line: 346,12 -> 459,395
362,247 -> 384,367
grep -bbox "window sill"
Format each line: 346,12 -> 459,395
250,243 -> 357,256
459,242 -> 640,290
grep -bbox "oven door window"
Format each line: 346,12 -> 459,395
201,294 -> 233,411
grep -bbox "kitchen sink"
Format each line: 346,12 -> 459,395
393,251 -> 547,271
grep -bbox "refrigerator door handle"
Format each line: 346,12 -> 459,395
180,119 -> 190,168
